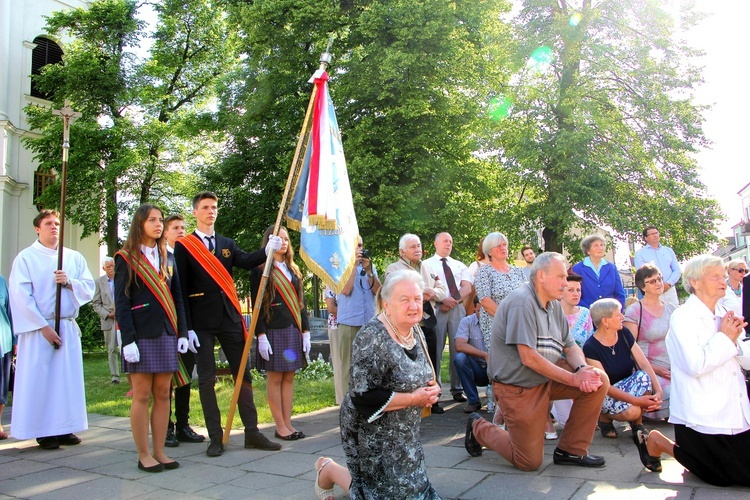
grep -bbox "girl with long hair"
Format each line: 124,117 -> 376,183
251,226 -> 310,440
115,204 -> 189,472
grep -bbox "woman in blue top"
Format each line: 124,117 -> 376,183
571,234 -> 626,309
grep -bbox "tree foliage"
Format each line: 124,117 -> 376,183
24,0 -> 235,253
488,0 -> 721,259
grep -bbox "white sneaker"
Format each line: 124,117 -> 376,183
545,431 -> 558,440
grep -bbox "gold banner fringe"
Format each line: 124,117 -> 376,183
299,234 -> 360,295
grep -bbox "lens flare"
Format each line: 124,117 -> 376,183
527,46 -> 554,73
488,95 -> 513,120
283,348 -> 298,362
569,12 -> 582,27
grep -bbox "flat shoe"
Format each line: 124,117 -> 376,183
37,437 -> 60,450
545,431 -> 558,440
293,431 -> 306,439
159,460 -> 180,470
636,429 -> 662,472
138,460 -> 164,472
553,448 -> 605,468
274,431 -> 298,441
464,412 -> 483,457
314,457 -> 335,500
599,421 -> 618,438
57,433 -> 82,446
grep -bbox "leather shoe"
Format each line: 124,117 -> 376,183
274,431 -> 298,441
37,437 -> 60,450
465,412 -> 483,457
57,433 -> 81,446
206,438 -> 225,457
463,402 -> 481,414
176,426 -> 206,443
293,431 -> 306,439
552,448 -> 605,467
453,393 -> 468,402
159,460 -> 180,470
138,460 -> 165,472
431,403 -> 445,414
165,428 -> 179,448
245,432 -> 282,451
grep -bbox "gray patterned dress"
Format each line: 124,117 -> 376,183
340,318 -> 440,499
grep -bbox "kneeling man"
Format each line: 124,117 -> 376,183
464,252 -> 609,470
454,297 -> 489,414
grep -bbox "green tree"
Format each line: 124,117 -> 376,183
490,0 -> 721,258
207,0 -> 517,271
24,0 -> 235,252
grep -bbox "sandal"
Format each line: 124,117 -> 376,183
599,421 -> 618,438
0,430 -> 8,440
314,457 -> 335,500
636,429 -> 662,472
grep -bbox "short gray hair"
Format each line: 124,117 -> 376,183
399,233 -> 421,251
102,256 -> 115,266
683,255 -> 723,294
482,232 -> 508,256
529,252 -> 568,284
377,269 -> 425,313
580,234 -> 606,256
590,298 -> 622,328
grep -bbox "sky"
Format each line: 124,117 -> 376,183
684,1 -> 750,237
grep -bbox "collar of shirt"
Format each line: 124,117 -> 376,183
140,244 -> 159,269
274,260 -> 293,280
582,256 -> 608,274
194,229 -> 215,241
166,244 -> 174,254
686,293 -> 727,330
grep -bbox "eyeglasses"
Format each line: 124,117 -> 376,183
731,268 -> 748,274
644,276 -> 663,285
646,231 -> 659,237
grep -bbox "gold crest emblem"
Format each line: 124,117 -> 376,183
222,248 -> 231,258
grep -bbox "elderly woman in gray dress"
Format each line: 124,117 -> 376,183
314,269 -> 442,499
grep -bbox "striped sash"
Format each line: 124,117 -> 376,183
176,234 -> 247,337
116,249 -> 178,335
272,266 -> 302,331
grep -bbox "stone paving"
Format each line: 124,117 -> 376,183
1,392 -> 749,499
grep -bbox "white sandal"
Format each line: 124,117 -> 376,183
315,457 -> 335,500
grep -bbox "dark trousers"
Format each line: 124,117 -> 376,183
169,350 -> 196,431
422,325 -> 439,378
673,424 -> 750,487
194,316 -> 258,440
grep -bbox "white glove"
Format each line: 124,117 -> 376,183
177,337 -> 189,354
265,235 -> 282,255
258,334 -> 273,361
187,330 -> 200,353
302,331 -> 311,353
123,342 -> 140,363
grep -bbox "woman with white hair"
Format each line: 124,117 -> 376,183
640,255 -> 750,486
571,234 -> 626,309
583,298 -> 663,471
314,269 -> 441,499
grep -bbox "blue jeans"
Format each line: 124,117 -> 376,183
453,352 -> 489,404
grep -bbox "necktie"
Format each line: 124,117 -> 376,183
205,235 -> 215,253
441,258 -> 461,300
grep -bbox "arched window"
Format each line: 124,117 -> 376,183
30,36 -> 63,100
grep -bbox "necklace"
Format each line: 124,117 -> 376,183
609,344 -> 615,355
381,313 -> 416,349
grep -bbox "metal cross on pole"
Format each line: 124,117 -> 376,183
51,100 -> 81,343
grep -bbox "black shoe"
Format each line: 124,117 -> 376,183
165,428 -> 179,448
159,460 -> 180,470
57,433 -> 81,446
552,448 -> 605,468
111,379 -> 120,384
463,402 -> 482,414
465,413 -> 483,457
138,460 -> 165,473
206,438 -> 225,457
37,437 -> 59,450
431,403 -> 445,414
453,393 -> 468,403
293,431 -> 306,439
274,431 -> 298,441
176,426 -> 206,443
245,432 -> 282,451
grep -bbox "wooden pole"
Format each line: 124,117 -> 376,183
51,100 -> 81,347
222,48 -> 332,444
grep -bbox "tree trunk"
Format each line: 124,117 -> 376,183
542,226 -> 563,254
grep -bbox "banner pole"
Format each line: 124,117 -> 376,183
222,48 -> 332,444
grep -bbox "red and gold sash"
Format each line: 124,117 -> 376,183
176,234 -> 247,337
116,249 -> 178,335
271,266 -> 302,331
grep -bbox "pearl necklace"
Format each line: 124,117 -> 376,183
380,313 -> 416,349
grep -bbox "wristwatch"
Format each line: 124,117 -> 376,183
574,364 -> 586,372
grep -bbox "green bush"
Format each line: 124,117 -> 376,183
78,303 -> 104,352
297,358 -> 334,381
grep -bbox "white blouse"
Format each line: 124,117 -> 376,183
666,294 -> 750,434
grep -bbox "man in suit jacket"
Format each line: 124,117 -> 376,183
92,257 -> 119,384
174,191 -> 282,457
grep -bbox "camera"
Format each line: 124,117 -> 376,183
361,249 -> 371,259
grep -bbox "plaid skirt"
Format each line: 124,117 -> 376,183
256,324 -> 305,372
122,330 -> 178,374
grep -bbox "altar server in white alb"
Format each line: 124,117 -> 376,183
9,209 -> 95,449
